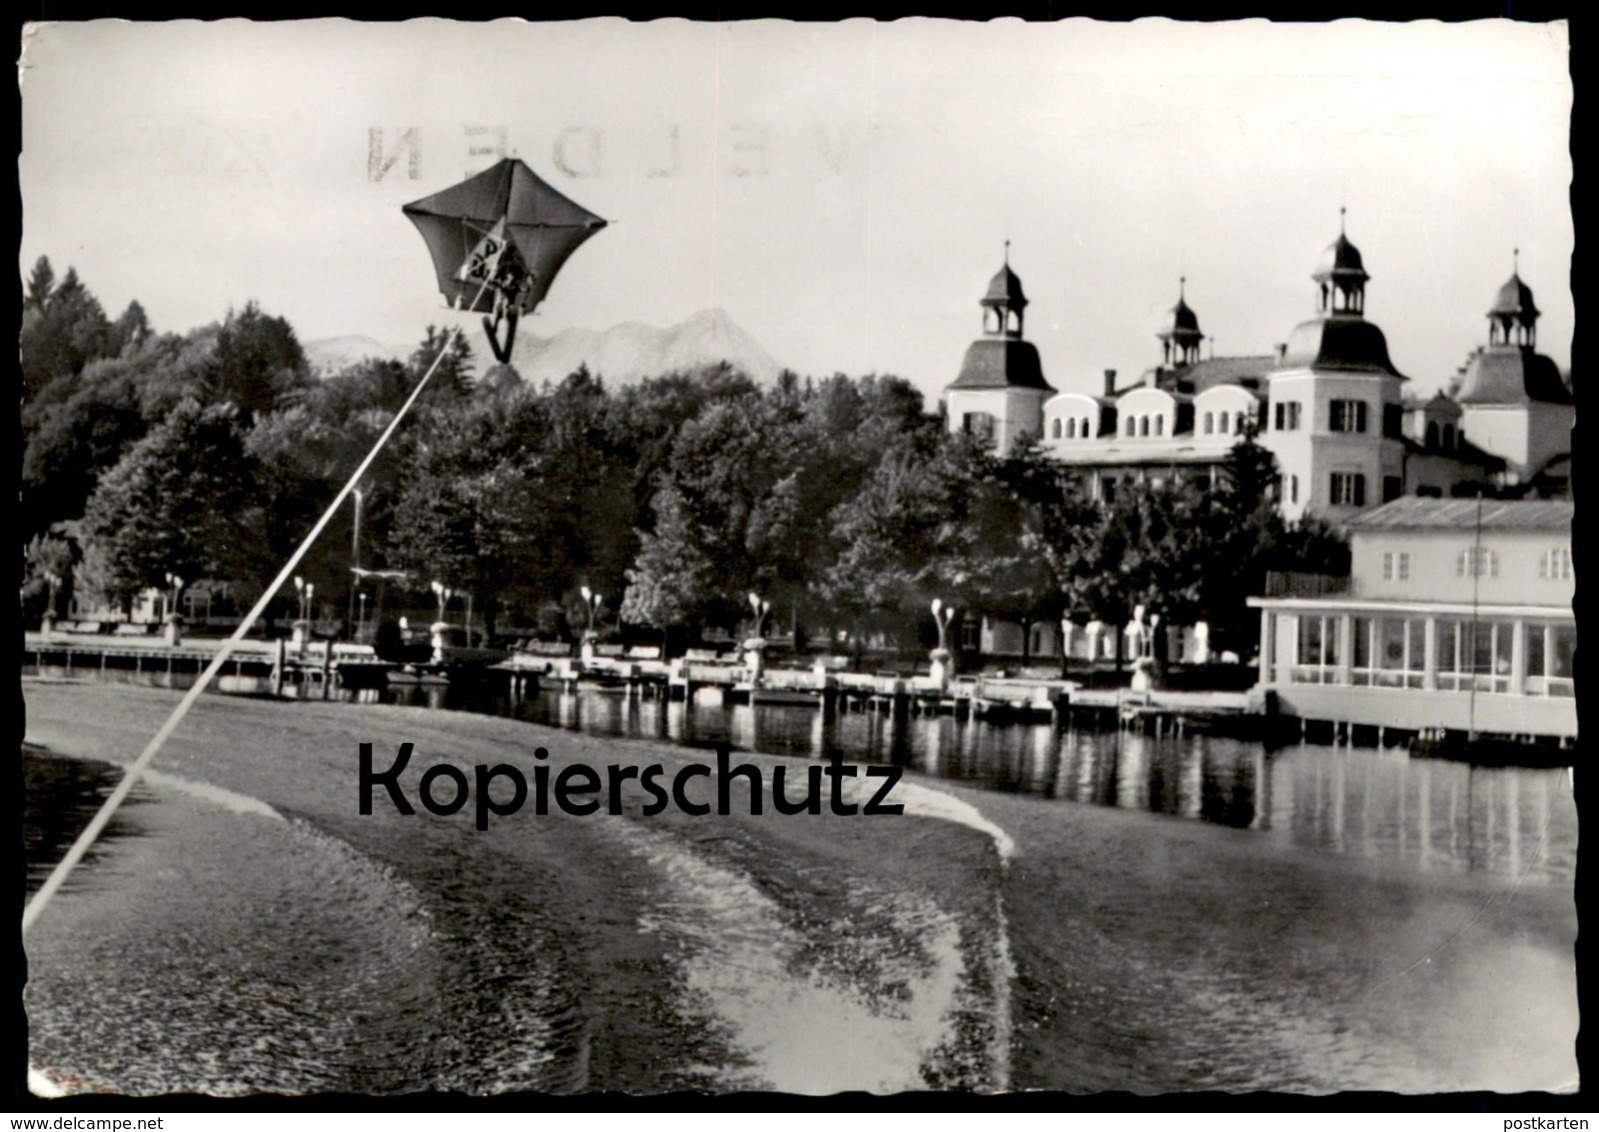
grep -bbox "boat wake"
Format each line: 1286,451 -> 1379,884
620,779 -> 1017,1094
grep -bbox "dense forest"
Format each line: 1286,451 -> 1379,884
20,255 -> 1346,660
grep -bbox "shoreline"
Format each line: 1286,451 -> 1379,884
22,678 -> 1579,1096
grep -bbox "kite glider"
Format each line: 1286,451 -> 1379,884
403,157 -> 608,364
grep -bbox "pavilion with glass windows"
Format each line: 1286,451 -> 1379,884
1249,498 -> 1575,742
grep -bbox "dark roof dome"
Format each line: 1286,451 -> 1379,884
1160,295 -> 1200,336
1456,346 -> 1571,406
982,263 -> 1028,311
1278,317 -> 1402,376
1490,273 -> 1540,322
1313,233 -> 1369,284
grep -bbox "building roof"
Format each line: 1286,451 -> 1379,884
948,337 -> 1054,392
1402,390 -> 1460,413
982,263 -> 1028,311
1277,317 -> 1403,377
1490,272 -> 1540,322
1399,435 -> 1506,470
1346,497 -> 1572,532
1454,345 -> 1572,406
1169,356 -> 1276,393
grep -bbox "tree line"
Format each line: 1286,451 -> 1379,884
21,255 -> 1345,661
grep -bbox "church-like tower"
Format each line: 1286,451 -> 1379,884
1262,211 -> 1407,521
1454,254 -> 1572,486
944,244 -> 1055,454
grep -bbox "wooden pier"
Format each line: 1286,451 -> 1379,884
23,633 -> 396,699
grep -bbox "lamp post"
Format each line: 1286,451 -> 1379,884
747,592 -> 771,637
163,572 -> 185,646
431,579 -> 454,623
358,592 -> 368,641
429,580 -> 455,664
930,598 -> 956,691
292,576 -> 308,649
41,572 -> 61,633
579,586 -> 603,664
1129,604 -> 1156,694
347,487 -> 364,634
744,592 -> 772,685
1060,616 -> 1077,677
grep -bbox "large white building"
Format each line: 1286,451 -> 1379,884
1248,497 -> 1575,742
943,222 -> 1569,521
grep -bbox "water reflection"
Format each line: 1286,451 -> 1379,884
376,683 -> 1575,885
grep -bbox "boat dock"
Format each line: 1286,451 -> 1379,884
23,634 -> 400,698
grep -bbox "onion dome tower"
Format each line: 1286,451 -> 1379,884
1277,210 -> 1403,376
1158,277 -> 1204,367
1452,252 -> 1572,488
1456,252 -> 1570,408
945,243 -> 1054,453
949,243 -> 1052,394
1487,250 -> 1541,350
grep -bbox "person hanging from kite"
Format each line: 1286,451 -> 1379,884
472,228 -> 534,364
403,157 -> 607,364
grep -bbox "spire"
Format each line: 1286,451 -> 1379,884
1313,209 -> 1369,317
1158,274 -> 1203,367
981,248 -> 1028,338
1488,249 -> 1540,348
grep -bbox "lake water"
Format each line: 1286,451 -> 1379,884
380,682 -> 1578,887
22,681 -> 1578,1095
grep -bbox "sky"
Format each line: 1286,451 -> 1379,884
20,18 -> 1572,406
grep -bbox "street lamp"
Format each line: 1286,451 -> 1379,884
431,579 -> 454,622
294,575 -> 307,623
931,598 -> 955,653
348,487 -> 364,632
305,583 -> 315,626
580,585 -> 603,635
358,592 -> 368,639
747,592 -> 770,637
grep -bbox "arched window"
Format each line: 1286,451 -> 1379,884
1051,418 -> 1063,439
1426,422 -> 1439,449
1442,423 -> 1456,449
1124,416 -> 1135,438
1218,412 -> 1231,434
1140,415 -> 1150,437
1154,415 -> 1164,437
1235,412 -> 1246,433
1082,417 -> 1092,439
1203,412 -> 1214,434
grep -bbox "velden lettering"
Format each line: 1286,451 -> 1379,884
359,742 -> 903,828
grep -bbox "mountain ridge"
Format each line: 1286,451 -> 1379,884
304,309 -> 784,387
